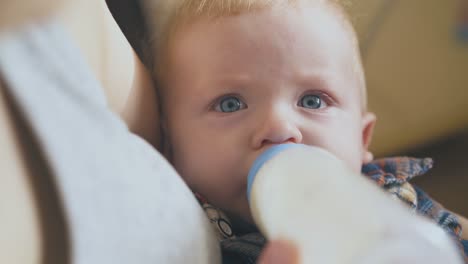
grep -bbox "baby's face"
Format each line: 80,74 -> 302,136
162,3 -> 376,222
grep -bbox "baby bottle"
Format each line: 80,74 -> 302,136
247,143 -> 462,264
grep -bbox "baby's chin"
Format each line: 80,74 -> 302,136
237,196 -> 256,223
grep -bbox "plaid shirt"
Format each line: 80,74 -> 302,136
198,157 -> 468,263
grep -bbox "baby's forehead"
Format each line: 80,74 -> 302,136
161,1 -> 366,109
172,2 -> 356,50
165,0 -> 354,41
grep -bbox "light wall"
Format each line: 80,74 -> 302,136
348,0 -> 468,156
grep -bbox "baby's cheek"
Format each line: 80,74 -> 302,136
202,175 -> 245,212
178,159 -> 228,197
170,151 -> 205,189
174,142 -> 248,211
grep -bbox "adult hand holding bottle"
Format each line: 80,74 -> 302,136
258,240 -> 300,264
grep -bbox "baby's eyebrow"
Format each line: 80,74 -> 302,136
212,74 -> 253,85
293,70 -> 336,88
201,75 -> 254,92
293,71 -> 347,99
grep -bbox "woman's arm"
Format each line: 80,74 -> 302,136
0,0 -> 64,29
120,52 -> 160,149
59,0 -> 160,148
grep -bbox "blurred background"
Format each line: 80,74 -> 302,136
106,0 -> 468,215
347,0 -> 468,217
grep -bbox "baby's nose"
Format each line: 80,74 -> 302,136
251,110 -> 302,149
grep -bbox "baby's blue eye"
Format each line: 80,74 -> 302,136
299,94 -> 325,109
215,96 -> 246,113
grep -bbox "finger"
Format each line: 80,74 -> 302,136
258,240 -> 300,264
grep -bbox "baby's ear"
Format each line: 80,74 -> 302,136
361,112 -> 376,163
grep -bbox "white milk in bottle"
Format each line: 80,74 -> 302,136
247,144 -> 462,264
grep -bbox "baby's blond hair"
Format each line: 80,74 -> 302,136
146,0 -> 367,110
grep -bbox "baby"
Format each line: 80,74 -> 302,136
147,0 -> 468,262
